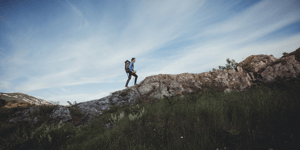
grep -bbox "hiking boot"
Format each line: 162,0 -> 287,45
125,85 -> 129,88
134,84 -> 137,86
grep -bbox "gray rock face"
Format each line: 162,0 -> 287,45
73,87 -> 142,127
8,106 -> 42,124
4,87 -> 143,130
259,55 -> 300,82
49,106 -> 72,123
75,88 -> 140,116
4,47 -> 300,131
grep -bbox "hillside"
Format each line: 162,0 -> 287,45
0,92 -> 54,106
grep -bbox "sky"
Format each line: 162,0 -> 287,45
0,0 -> 300,106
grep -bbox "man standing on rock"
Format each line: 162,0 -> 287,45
125,57 -> 138,88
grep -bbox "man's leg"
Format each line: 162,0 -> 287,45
132,73 -> 138,84
125,72 -> 132,86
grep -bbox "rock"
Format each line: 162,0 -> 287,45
49,106 -> 72,123
259,55 -> 300,82
3,88 -> 141,130
237,54 -> 278,73
105,122 -> 116,131
3,102 -> 70,123
72,88 -> 142,127
5,105 -> 43,124
135,48 -> 300,99
33,116 -> 39,123
6,105 -> 54,124
224,88 -> 232,94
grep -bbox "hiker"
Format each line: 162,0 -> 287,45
125,57 -> 138,88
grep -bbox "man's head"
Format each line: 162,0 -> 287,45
131,57 -> 136,63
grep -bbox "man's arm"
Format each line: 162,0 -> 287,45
129,62 -> 133,71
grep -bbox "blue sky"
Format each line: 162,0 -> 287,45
0,0 -> 299,106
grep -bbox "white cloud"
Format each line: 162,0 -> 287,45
0,81 -> 11,89
65,0 -> 90,27
61,87 -> 70,93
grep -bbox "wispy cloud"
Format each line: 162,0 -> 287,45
65,0 -> 90,27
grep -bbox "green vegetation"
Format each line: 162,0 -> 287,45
282,52 -> 288,57
0,55 -> 299,150
211,58 -> 239,72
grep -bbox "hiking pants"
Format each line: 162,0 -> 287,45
126,71 -> 138,86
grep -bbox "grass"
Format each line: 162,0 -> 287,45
0,74 -> 299,150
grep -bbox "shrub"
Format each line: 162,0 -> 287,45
211,58 -> 239,72
109,104 -> 147,125
120,92 -> 128,97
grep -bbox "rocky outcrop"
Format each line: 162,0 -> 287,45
4,47 -> 300,131
4,88 -> 143,129
7,106 -> 43,124
0,92 -> 54,106
49,106 -> 72,123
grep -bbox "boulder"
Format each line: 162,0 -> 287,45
49,106 -> 72,123
224,88 -> 232,94
259,55 -> 300,82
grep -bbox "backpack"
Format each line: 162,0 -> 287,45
125,60 -> 130,73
